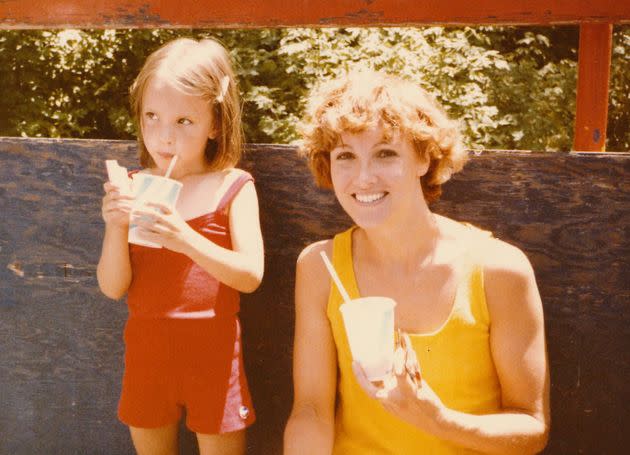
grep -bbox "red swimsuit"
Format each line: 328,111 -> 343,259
118,172 -> 256,434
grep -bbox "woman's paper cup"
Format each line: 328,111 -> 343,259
128,173 -> 182,248
340,297 -> 396,382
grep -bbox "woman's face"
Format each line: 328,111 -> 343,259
330,126 -> 428,230
141,75 -> 216,177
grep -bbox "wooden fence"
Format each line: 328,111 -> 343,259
1,137 -> 628,454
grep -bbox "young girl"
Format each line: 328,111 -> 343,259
97,37 -> 264,455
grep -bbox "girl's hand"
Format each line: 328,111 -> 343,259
132,201 -> 197,254
102,182 -> 134,229
352,334 -> 446,433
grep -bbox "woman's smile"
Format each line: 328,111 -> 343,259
353,191 -> 388,204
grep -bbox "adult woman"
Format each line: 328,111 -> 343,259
284,70 -> 549,454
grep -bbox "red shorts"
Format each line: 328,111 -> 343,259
118,316 -> 255,434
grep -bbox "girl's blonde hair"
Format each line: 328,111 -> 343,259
300,70 -> 468,204
130,37 -> 242,171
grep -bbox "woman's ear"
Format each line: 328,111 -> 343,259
416,153 -> 430,178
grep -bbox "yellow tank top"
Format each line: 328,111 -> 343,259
328,227 -> 502,454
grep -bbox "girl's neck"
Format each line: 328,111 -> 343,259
149,161 -> 213,181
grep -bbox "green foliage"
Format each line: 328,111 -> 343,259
0,26 -> 627,152
609,25 -> 630,151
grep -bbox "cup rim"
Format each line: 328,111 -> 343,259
339,296 -> 396,313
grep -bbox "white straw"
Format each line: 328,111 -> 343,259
164,155 -> 178,179
320,251 -> 352,303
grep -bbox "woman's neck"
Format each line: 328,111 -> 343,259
355,205 -> 442,270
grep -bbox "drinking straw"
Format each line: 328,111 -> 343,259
164,155 -> 178,179
320,251 -> 351,303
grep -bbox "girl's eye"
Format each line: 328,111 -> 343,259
178,118 -> 192,125
378,148 -> 398,158
145,112 -> 157,120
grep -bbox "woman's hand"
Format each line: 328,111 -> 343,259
132,201 -> 197,254
101,181 -> 134,229
352,334 -> 446,434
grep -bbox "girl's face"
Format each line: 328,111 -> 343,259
141,75 -> 216,177
330,126 -> 428,230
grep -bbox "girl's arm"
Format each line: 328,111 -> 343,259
356,239 -> 550,454
97,182 -> 133,299
284,241 -> 338,455
136,178 -> 264,293
183,180 -> 264,293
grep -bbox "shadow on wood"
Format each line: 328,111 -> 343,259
0,137 -> 629,454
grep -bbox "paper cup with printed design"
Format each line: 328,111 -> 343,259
128,173 -> 182,248
340,296 -> 397,382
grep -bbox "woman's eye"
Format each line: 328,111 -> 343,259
178,118 -> 192,125
334,151 -> 354,160
378,148 -> 398,158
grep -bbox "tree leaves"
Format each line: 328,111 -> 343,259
0,26 -> 627,151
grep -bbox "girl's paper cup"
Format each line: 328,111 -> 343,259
340,297 -> 396,382
128,173 -> 182,248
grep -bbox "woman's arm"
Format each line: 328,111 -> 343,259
284,241 -> 338,455
97,182 -> 133,299
135,179 -> 264,293
357,239 -> 550,454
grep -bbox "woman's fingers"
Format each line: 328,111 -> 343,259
352,361 -> 381,398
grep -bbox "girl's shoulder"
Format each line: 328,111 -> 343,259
196,167 -> 252,187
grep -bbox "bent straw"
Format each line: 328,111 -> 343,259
164,155 -> 178,179
320,251 -> 351,303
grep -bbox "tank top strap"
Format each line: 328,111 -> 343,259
460,222 -> 494,326
215,171 -> 254,214
330,227 -> 361,307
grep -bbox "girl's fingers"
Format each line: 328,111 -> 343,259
145,201 -> 172,215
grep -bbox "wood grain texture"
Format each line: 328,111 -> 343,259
1,0 -> 629,29
1,137 -> 629,454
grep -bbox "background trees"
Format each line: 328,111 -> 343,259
0,26 -> 627,150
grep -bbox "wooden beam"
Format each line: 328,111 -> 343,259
0,0 -> 629,29
573,23 -> 613,151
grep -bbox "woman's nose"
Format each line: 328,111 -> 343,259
355,161 -> 376,187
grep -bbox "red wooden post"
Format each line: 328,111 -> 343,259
0,1 -> 629,28
573,23 -> 613,151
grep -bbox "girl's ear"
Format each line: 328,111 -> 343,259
208,120 -> 219,140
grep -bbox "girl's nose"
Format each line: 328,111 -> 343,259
159,125 -> 174,144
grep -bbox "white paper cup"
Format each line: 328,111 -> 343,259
340,297 -> 396,382
128,173 -> 183,248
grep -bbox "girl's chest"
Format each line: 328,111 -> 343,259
176,175 -> 224,220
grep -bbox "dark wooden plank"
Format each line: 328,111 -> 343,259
1,0 -> 630,29
1,137 -> 629,454
574,24 -> 614,152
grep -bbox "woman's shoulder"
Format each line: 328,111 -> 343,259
297,239 -> 333,269
295,239 -> 334,310
440,218 -> 528,268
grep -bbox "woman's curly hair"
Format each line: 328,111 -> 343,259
299,70 -> 468,204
